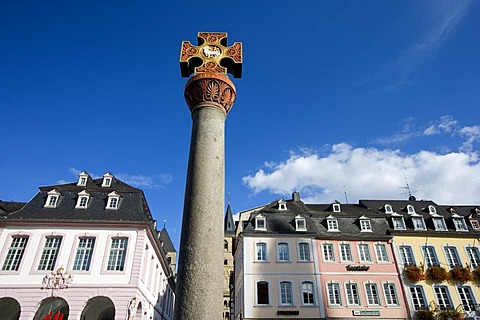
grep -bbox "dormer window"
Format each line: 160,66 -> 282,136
471,219 -> 480,230
407,205 -> 415,214
106,191 -> 120,210
449,208 -> 456,214
327,217 -> 339,231
428,205 -> 437,215
359,217 -> 372,232
453,218 -> 468,231
77,171 -> 89,186
432,217 -> 447,231
278,199 -> 287,211
384,204 -> 393,214
75,190 -> 90,209
102,172 -> 113,187
332,203 -> 341,213
255,214 -> 266,231
44,189 -> 61,208
295,215 -> 307,231
412,216 -> 426,230
392,217 -> 406,230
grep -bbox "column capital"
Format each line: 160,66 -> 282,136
184,73 -> 236,115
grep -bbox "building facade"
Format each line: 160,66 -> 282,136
0,172 -> 175,320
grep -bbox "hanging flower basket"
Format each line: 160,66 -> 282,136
449,265 -> 473,282
413,309 -> 434,320
436,308 -> 462,320
404,264 -> 425,282
425,265 -> 449,283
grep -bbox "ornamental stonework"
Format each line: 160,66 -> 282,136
184,73 -> 236,114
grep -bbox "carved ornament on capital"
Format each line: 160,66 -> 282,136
184,73 -> 236,114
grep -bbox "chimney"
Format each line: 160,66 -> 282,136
292,192 -> 300,201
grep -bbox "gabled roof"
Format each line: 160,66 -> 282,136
4,176 -> 154,223
0,200 -> 26,217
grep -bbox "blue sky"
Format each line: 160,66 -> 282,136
1,1 -> 479,249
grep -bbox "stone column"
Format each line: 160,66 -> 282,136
174,72 -> 236,320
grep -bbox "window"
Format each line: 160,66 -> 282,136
340,243 -> 352,262
38,237 -> 62,271
392,217 -> 406,230
365,283 -> 380,305
77,172 -> 89,186
302,282 -> 315,305
298,242 -> 310,261
327,219 -> 339,231
277,243 -> 290,261
466,247 -> 480,269
280,281 -> 293,305
444,246 -> 461,268
256,243 -> 267,261
428,205 -> 437,215
257,281 -> 269,305
278,200 -> 287,211
453,218 -> 468,231
399,245 -> 415,266
457,286 -> 476,312
433,217 -> 447,231
73,238 -> 95,271
345,283 -> 360,305
327,283 -> 341,305
433,286 -> 452,309
360,219 -> 372,232
375,244 -> 389,262
471,219 -> 480,230
295,216 -> 306,231
44,189 -> 61,208
102,172 -> 113,187
383,283 -> 399,306
107,237 -> 128,271
323,243 -> 335,262
407,205 -> 415,214
255,215 -> 266,231
422,246 -> 439,267
224,240 -> 228,251
409,286 -> 427,310
2,236 -> 28,271
75,190 -> 90,209
333,203 -> 341,212
224,259 -> 228,265
106,191 -> 120,210
384,204 -> 393,214
412,217 -> 426,230
358,244 -> 371,262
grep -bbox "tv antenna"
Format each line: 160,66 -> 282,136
343,185 -> 349,204
399,178 -> 420,200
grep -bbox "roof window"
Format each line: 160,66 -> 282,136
406,205 -> 415,214
384,204 -> 393,214
428,205 -> 437,215
295,215 -> 306,231
332,202 -> 341,213
102,172 -> 113,187
106,191 -> 120,210
77,171 -> 89,187
44,189 -> 61,208
277,199 -> 287,211
75,190 -> 91,209
255,214 -> 266,231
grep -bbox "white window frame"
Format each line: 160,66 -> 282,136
278,200 -> 287,211
1,235 -> 29,272
102,172 -> 113,187
340,243 -> 353,263
453,218 -> 468,231
332,203 -> 341,213
37,236 -> 62,271
298,242 -> 310,262
422,245 -> 439,267
77,171 -> 89,186
327,282 -> 342,306
106,191 -> 120,210
412,217 -> 426,230
433,217 -> 447,231
256,242 -> 267,262
255,215 -> 266,231
466,246 -> 480,269
322,243 -> 335,262
471,219 -> 480,230
407,205 -> 415,214
443,246 -> 461,268
44,189 -> 61,208
398,245 -> 416,266
433,286 -> 453,309
106,237 -> 128,271
392,217 -> 406,230
360,219 -> 372,232
365,282 -> 380,306
295,215 -> 306,231
457,286 -> 477,312
358,243 -> 372,262
277,242 -> 290,262
301,281 -> 315,305
375,243 -> 389,262
428,205 -> 437,215
72,237 -> 96,271
409,286 -> 427,310
75,190 -> 91,209
383,282 -> 399,306
279,281 -> 294,305
345,282 -> 360,306
384,204 -> 393,214
327,218 -> 339,231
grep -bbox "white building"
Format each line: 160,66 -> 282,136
0,172 -> 175,320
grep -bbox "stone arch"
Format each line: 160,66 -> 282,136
33,297 -> 69,320
0,297 -> 21,320
80,296 -> 115,320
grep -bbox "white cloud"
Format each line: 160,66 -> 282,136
243,144 -> 480,205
